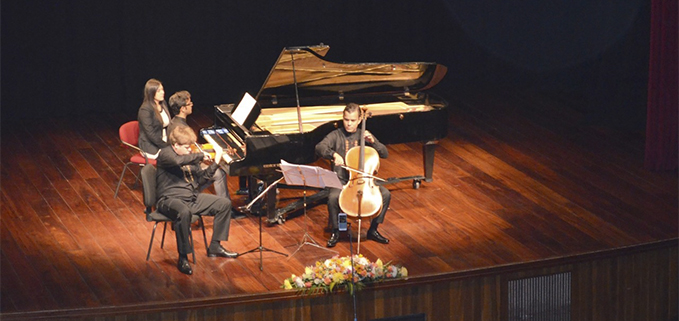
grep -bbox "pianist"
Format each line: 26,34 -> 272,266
156,125 -> 238,275
168,90 -> 230,201
167,90 -> 193,137
315,103 -> 391,248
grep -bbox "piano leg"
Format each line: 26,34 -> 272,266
245,176 -> 285,224
247,176 -> 259,202
236,176 -> 249,195
265,183 -> 280,224
379,140 -> 438,189
423,140 -> 437,183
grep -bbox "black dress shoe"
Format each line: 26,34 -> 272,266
208,245 -> 238,258
327,231 -> 340,248
177,257 -> 193,275
367,229 -> 389,244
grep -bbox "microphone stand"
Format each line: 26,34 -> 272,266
347,222 -> 358,321
355,190 -> 364,254
238,177 -> 288,271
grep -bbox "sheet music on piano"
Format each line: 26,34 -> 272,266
231,92 -> 257,126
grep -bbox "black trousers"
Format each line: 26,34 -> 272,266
157,194 -> 231,256
198,167 -> 230,200
326,185 -> 390,230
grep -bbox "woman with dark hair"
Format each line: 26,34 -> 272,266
138,78 -> 171,159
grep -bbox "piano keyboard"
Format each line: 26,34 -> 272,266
200,128 -> 245,164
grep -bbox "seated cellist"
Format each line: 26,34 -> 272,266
314,102 -> 391,248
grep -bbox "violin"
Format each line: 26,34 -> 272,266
338,108 -> 383,218
191,142 -> 237,162
190,143 -> 216,160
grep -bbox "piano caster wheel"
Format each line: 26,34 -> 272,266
413,180 -> 421,189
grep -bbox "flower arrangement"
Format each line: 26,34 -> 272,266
282,254 -> 408,295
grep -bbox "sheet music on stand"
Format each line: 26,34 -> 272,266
280,160 -> 341,258
280,160 -> 342,189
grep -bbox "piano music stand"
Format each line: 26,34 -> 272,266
279,160 -> 341,258
238,177 -> 288,271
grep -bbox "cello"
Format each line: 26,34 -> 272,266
338,107 -> 382,251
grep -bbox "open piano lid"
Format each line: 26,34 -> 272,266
254,44 -> 447,108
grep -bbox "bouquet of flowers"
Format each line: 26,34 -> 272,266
281,254 -> 408,295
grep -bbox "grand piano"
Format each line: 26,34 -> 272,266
201,44 -> 448,223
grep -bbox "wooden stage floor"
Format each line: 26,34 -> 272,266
1,88 -> 677,319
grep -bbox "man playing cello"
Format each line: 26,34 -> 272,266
315,102 -> 391,248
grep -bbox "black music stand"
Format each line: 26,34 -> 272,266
238,177 -> 288,271
280,160 -> 342,258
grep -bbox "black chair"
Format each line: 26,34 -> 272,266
140,164 -> 208,262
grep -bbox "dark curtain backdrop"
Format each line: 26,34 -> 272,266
1,1 -> 458,121
644,0 -> 678,171
2,0 -> 652,134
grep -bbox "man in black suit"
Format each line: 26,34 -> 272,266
167,90 -> 230,201
156,125 -> 237,275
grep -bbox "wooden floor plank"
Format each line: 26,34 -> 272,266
449,100 -> 675,235
1,180 -> 99,309
0,208 -> 59,312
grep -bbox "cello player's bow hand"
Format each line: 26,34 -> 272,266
333,152 -> 345,166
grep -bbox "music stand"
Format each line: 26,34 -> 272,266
280,160 -> 342,258
238,177 -> 288,271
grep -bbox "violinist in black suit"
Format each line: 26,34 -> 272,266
156,126 -> 237,275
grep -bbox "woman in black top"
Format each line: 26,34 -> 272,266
137,78 -> 171,159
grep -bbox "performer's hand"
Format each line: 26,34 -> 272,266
202,151 -> 212,162
333,153 -> 344,166
364,131 -> 375,144
213,144 -> 224,165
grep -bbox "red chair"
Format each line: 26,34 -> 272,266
114,121 -> 156,198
